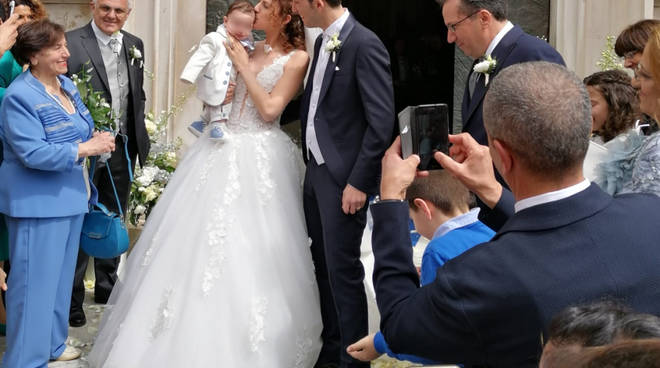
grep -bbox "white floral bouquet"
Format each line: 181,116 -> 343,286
128,111 -> 183,227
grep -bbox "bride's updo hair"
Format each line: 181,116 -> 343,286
274,0 -> 305,51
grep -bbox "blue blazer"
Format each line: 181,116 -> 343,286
371,184 -> 660,367
300,14 -> 395,194
0,71 -> 96,218
462,25 -> 565,145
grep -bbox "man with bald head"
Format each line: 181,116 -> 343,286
367,62 -> 660,367
439,0 -> 564,145
66,0 -> 149,327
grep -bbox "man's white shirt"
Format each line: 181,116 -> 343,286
305,9 -> 350,164
515,179 -> 591,213
484,21 -> 513,57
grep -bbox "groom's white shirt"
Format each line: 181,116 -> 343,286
305,9 -> 350,165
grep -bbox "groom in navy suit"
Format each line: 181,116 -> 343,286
292,0 -> 395,367
441,0 -> 565,145
369,62 -> 660,367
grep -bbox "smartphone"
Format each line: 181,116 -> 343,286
398,103 -> 449,170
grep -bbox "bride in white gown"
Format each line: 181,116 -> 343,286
88,1 -> 322,366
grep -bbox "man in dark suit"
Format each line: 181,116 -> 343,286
440,0 -> 564,145
66,0 -> 149,327
368,62 -> 660,367
292,0 -> 395,367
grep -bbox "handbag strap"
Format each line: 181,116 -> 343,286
87,133 -> 134,218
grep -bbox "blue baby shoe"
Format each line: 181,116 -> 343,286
187,121 -> 205,137
209,123 -> 225,142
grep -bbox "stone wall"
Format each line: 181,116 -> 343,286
43,0 -> 91,31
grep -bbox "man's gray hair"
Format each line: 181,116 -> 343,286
483,62 -> 592,176
93,0 -> 133,9
438,0 -> 507,21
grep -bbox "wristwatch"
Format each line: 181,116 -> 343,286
369,195 -> 405,205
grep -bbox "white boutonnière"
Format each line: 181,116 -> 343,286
473,55 -> 497,85
325,33 -> 341,63
129,45 -> 144,68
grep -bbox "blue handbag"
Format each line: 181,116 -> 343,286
80,138 -> 133,259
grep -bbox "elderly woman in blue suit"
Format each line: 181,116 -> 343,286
0,19 -> 115,367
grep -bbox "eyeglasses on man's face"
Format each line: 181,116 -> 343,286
446,10 -> 479,33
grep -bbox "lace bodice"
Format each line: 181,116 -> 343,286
226,51 -> 295,132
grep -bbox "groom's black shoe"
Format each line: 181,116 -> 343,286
69,309 -> 86,328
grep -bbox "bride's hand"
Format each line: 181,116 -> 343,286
224,35 -> 249,73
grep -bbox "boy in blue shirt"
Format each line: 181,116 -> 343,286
348,171 -> 495,364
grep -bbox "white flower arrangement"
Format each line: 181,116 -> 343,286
325,33 -> 341,63
473,55 -> 497,85
128,87 -> 194,227
129,45 -> 144,68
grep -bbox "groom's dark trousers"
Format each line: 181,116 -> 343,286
300,14 -> 395,368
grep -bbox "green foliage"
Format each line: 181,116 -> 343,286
128,87 -> 194,227
597,36 -> 624,72
71,62 -> 117,132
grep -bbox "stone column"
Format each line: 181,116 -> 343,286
550,0 -> 654,78
125,0 -> 207,150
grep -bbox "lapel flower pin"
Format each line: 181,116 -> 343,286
473,54 -> 497,85
129,45 -> 144,68
325,33 -> 341,63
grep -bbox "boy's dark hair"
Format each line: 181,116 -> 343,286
405,171 -> 473,214
227,0 -> 255,16
547,300 -> 632,348
617,313 -> 660,340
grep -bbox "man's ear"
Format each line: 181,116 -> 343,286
413,198 -> 433,220
89,1 -> 95,11
492,138 -> 513,174
477,9 -> 490,28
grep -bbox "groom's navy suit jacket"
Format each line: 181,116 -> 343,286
463,25 -> 565,145
371,184 -> 660,367
300,15 -> 395,194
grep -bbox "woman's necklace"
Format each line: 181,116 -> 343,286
45,78 -> 75,114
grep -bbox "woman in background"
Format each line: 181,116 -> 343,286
618,25 -> 660,197
584,70 -> 640,144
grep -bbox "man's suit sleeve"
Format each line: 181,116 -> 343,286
477,189 -> 515,232
371,201 -> 481,363
348,36 -> 395,193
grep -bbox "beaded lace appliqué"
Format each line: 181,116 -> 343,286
150,289 -> 174,340
249,297 -> 269,352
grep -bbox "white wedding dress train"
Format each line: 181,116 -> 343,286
89,52 -> 323,367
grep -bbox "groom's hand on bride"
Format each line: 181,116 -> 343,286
342,184 -> 366,215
